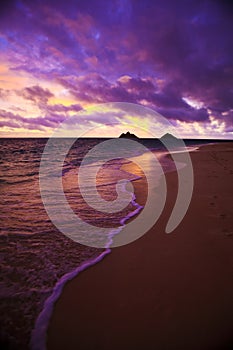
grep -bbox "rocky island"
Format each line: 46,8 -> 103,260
119,131 -> 139,139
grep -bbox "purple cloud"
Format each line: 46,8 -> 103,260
20,85 -> 54,104
0,108 -> 66,130
45,103 -> 82,113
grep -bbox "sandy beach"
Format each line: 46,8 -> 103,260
47,143 -> 233,350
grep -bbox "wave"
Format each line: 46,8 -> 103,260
30,249 -> 111,350
30,173 -> 143,350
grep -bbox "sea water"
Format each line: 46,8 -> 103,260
0,137 -> 210,349
0,138 -> 148,349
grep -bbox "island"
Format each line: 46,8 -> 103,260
119,131 -> 139,139
160,132 -> 179,141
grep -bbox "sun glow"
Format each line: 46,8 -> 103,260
182,96 -> 204,109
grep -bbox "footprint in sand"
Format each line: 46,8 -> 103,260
222,229 -> 233,236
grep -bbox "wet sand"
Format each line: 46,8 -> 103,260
47,143 -> 233,350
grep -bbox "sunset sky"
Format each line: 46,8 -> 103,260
0,0 -> 232,138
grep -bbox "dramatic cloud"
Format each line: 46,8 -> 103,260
0,0 -> 232,137
45,103 -> 82,113
20,85 -> 54,104
0,108 -> 65,130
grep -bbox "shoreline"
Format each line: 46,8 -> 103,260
30,160 -> 145,350
30,146 -> 168,349
30,249 -> 111,350
47,142 -> 233,349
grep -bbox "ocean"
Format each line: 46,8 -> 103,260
0,137 -> 218,349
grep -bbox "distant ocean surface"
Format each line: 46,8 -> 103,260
0,137 -> 219,349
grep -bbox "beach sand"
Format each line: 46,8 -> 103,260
47,143 -> 233,350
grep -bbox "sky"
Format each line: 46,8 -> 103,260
0,0 -> 232,138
